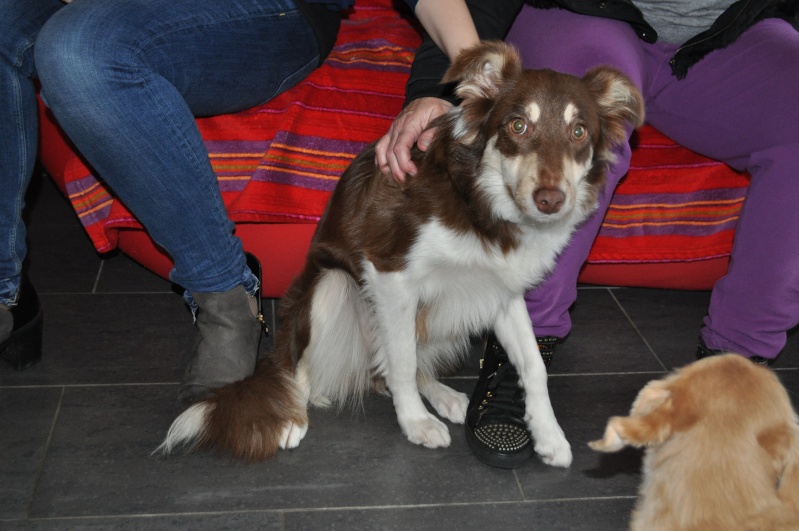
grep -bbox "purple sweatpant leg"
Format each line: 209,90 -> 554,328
507,8 -> 799,359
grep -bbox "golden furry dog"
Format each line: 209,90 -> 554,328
590,354 -> 799,531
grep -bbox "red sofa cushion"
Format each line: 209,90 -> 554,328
37,0 -> 749,296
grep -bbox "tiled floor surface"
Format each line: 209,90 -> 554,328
2,173 -> 797,530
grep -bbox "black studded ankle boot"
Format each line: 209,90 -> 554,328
0,276 -> 43,371
465,333 -> 560,468
465,334 -> 532,468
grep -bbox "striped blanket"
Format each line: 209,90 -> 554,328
48,0 -> 750,266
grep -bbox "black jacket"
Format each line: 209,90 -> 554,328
406,0 -> 799,104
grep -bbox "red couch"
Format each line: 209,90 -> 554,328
37,0 -> 749,297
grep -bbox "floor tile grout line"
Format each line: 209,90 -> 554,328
513,468 -> 526,500
607,288 -> 669,372
39,290 -> 179,296
3,368 -> 794,391
1,382 -> 180,390
4,495 -> 640,523
91,260 -> 104,294
26,386 -> 65,519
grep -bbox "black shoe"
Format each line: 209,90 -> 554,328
464,333 -> 559,468
0,277 -> 43,371
695,338 -> 769,366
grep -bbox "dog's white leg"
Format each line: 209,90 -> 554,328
370,273 -> 451,448
279,357 -> 310,449
418,372 -> 469,424
495,297 -> 572,467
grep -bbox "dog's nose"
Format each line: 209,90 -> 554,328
533,187 -> 565,214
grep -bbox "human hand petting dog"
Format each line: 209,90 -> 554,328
374,97 -> 452,183
374,0 -> 477,183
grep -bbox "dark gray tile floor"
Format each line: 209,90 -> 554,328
2,173 -> 797,530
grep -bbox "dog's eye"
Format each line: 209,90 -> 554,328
572,124 -> 587,141
509,119 -> 527,135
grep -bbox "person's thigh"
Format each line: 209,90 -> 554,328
506,6 -> 648,90
645,19 -> 799,170
0,0 -> 62,76
37,0 -> 319,116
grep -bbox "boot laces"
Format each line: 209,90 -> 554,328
481,361 -> 525,418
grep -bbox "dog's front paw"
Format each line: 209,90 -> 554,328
532,426 -> 572,467
279,421 -> 309,450
401,414 -> 451,449
427,387 -> 469,424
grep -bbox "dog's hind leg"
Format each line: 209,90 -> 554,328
495,297 -> 572,467
278,358 -> 311,449
301,269 -> 372,407
418,372 -> 468,424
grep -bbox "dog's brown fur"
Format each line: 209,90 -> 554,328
590,354 -> 799,530
160,41 -> 644,463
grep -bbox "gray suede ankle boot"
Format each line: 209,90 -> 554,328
176,272 -> 267,412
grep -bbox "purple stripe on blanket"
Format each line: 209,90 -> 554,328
205,140 -> 269,154
64,176 -> 114,227
609,187 -> 748,206
267,132 -> 364,155
251,133 -> 365,190
257,169 -> 341,192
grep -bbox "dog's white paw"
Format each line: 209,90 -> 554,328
533,429 -> 572,467
427,387 -> 469,424
278,421 -> 309,450
401,414 -> 451,448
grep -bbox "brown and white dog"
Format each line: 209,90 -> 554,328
158,41 -> 643,465
590,354 -> 799,530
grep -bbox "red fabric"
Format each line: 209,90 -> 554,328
37,0 -> 750,294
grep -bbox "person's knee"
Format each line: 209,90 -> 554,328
35,5 -> 136,98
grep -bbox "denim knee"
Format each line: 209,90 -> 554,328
35,2 -> 141,108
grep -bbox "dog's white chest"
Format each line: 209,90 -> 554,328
366,219 -> 568,337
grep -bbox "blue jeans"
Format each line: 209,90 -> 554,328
0,0 -> 63,305
1,0 -> 322,302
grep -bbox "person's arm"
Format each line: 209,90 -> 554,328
405,0 -> 524,104
376,0 -> 524,182
414,0 -> 480,61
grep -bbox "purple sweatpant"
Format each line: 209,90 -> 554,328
506,7 -> 799,359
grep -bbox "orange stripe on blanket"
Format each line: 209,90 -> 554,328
606,198 -> 744,210
257,165 -> 342,181
601,217 -> 741,230
77,198 -> 114,219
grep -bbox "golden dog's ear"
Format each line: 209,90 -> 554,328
589,380 -> 674,452
443,41 -> 522,102
759,423 -> 799,515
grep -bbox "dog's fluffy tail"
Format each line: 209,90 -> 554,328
155,362 -> 307,461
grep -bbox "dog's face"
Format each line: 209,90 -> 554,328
442,42 -> 643,226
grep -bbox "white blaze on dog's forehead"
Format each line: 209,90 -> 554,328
564,103 -> 577,124
526,101 -> 541,123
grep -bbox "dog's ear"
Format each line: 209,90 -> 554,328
582,66 -> 645,156
443,41 -> 523,101
589,380 -> 675,452
759,422 -> 799,515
